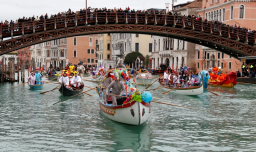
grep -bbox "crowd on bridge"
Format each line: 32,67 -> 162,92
1,6 -> 255,38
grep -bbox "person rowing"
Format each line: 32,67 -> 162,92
106,72 -> 125,106
59,72 -> 70,87
71,71 -> 82,89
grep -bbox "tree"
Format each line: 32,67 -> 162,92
144,55 -> 149,69
124,52 -> 144,65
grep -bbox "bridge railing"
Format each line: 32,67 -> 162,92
0,12 -> 256,46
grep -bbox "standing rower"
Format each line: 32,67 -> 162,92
102,72 -> 113,103
59,72 -> 70,87
106,72 -> 125,106
35,69 -> 42,85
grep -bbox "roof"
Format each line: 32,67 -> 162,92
175,0 -> 202,11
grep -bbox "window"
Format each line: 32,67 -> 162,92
87,49 -> 90,54
91,59 -> 94,63
74,37 -> 77,46
239,5 -> 244,19
223,8 -> 225,21
218,53 -> 220,59
149,43 -> 152,52
221,62 -> 224,69
89,38 -> 92,46
229,55 -> 231,58
229,62 -> 232,69
211,0 -> 214,4
208,12 -> 210,21
197,62 -> 200,69
47,50 -> 50,57
198,51 -> 200,59
60,49 -> 64,57
135,43 -> 139,52
211,12 -> 213,20
216,10 -> 218,21
96,39 -> 98,45
95,60 -> 98,63
222,52 -> 224,59
217,60 -> 220,67
205,13 -> 207,20
73,50 -> 77,57
87,59 -> 90,63
204,51 -> 207,59
108,33 -> 110,36
219,9 -> 221,21
91,49 -> 94,54
95,53 -> 98,58
136,34 -> 139,37
107,43 -> 110,51
107,54 -> 110,60
231,6 -> 234,19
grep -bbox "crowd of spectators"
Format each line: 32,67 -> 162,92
0,7 -> 255,41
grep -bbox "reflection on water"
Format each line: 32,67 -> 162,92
0,73 -> 256,151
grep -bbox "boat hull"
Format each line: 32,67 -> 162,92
99,100 -> 150,125
209,83 -> 234,88
29,84 -> 43,90
59,84 -> 83,96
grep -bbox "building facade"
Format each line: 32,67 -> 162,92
150,36 -> 188,70
111,33 -> 152,68
67,35 -> 98,68
97,33 -> 115,68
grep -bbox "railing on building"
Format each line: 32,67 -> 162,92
0,12 -> 256,47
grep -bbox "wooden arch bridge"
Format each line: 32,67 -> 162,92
1,12 -> 256,58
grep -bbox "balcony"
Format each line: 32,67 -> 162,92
159,50 -> 173,57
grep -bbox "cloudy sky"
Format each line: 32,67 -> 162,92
0,0 -> 189,21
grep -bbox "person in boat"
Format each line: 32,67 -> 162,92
168,72 -> 173,87
102,72 -> 113,103
28,72 -> 36,85
71,71 -> 82,88
59,72 -> 70,87
183,73 -> 190,88
173,73 -> 180,88
35,70 -> 42,85
106,72 -> 125,106
164,70 -> 169,87
77,64 -> 85,78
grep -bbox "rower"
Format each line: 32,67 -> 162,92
173,73 -> 179,88
59,72 -> 70,87
28,72 -> 36,85
106,72 -> 125,106
102,72 -> 113,103
71,71 -> 82,88
164,70 -> 169,87
35,69 -> 42,85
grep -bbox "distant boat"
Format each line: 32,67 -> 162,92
59,84 -> 84,96
96,87 -> 150,125
135,73 -> 155,86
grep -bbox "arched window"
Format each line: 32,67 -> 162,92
223,8 -> 225,21
214,11 -> 216,20
231,6 -> 234,19
208,12 -> 210,20
219,9 -> 221,21
205,13 -> 207,20
211,12 -> 213,20
216,10 -> 218,21
239,5 -> 245,18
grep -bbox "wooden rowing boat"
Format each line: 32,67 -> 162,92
59,84 -> 84,96
209,82 -> 234,88
96,87 -> 150,125
29,84 -> 43,90
159,80 -> 204,95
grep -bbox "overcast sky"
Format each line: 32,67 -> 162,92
0,0 -> 189,21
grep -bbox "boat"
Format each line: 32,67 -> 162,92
208,71 -> 237,88
59,84 -> 84,96
28,83 -> 43,90
158,79 -> 204,95
135,73 -> 155,85
96,87 -> 150,125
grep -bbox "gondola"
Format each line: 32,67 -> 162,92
96,87 -> 150,125
59,84 -> 84,96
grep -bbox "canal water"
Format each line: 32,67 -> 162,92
0,71 -> 256,151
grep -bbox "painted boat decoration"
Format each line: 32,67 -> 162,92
96,88 -> 151,125
158,79 -> 204,95
59,84 -> 84,96
135,73 -> 155,85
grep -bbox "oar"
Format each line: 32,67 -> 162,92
12,82 -> 28,88
151,100 -> 207,111
208,90 -> 219,96
53,87 -> 95,105
40,85 -> 60,94
133,76 -> 137,88
162,88 -> 174,94
145,77 -> 159,89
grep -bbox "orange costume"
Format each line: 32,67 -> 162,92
212,67 -> 218,73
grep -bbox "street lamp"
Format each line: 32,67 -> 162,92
165,3 -> 170,13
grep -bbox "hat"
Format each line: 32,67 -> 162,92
114,72 -> 119,79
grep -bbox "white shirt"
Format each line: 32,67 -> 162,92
164,72 -> 169,79
59,76 -> 70,86
71,76 -> 81,84
168,74 -> 172,80
173,75 -> 180,84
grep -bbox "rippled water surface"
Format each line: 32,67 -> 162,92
0,72 -> 256,151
